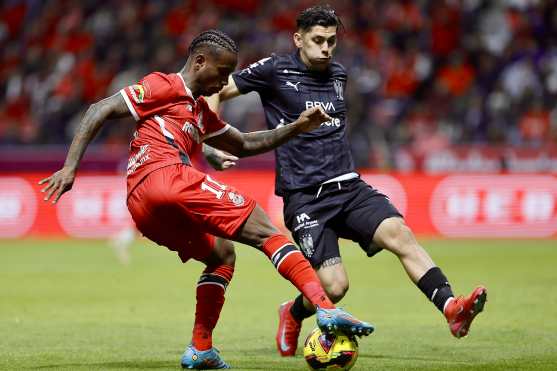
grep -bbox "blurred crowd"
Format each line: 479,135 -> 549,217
1,0 -> 556,167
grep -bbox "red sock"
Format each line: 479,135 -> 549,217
192,264 -> 234,350
262,234 -> 334,309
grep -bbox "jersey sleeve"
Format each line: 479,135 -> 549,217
198,98 -> 230,141
231,56 -> 275,95
120,72 -> 176,121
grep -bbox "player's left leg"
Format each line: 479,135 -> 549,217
181,237 -> 235,369
191,237 -> 235,352
372,217 -> 487,338
340,178 -> 487,338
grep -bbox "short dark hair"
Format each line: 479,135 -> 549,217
296,5 -> 342,32
188,29 -> 238,56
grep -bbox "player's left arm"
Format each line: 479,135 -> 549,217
202,144 -> 239,171
39,93 -> 131,203
203,76 -> 242,170
204,106 -> 331,157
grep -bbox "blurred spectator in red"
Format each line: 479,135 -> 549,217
437,53 -> 475,96
429,0 -> 461,58
519,100 -> 551,146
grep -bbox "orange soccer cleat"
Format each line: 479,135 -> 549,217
276,300 -> 302,356
444,286 -> 488,338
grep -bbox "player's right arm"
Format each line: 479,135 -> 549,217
204,106 -> 331,158
205,56 -> 274,166
39,93 -> 131,203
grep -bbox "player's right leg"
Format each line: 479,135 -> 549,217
277,258 -> 349,356
235,204 -> 374,338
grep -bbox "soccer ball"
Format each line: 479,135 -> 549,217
303,328 -> 359,370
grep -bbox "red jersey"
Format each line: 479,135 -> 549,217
120,72 -> 230,194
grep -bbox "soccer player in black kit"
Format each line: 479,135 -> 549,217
207,5 -> 487,356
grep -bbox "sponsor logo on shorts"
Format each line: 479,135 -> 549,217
228,192 -> 245,207
296,213 -> 310,224
293,213 -> 319,232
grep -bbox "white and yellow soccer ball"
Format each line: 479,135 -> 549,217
303,328 -> 359,370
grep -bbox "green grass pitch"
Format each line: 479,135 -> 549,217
1,238 -> 556,370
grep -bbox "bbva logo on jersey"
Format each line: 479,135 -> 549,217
305,101 -> 336,112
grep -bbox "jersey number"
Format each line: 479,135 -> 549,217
201,175 -> 227,199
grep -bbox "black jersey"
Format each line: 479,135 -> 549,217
232,51 -> 356,196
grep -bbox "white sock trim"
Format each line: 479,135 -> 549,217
443,297 -> 455,313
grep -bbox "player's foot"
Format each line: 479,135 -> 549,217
444,286 -> 487,338
276,300 -> 302,356
316,307 -> 374,337
180,344 -> 230,369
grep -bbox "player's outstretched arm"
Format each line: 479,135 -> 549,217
204,106 -> 331,158
39,93 -> 131,203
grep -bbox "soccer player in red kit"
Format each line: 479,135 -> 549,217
39,30 -> 373,369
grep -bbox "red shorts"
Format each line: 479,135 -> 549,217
127,164 -> 256,262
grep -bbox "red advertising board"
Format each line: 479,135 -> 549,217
1,172 -> 556,238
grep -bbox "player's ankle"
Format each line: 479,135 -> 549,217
443,297 -> 455,315
192,328 -> 212,351
290,295 -> 314,322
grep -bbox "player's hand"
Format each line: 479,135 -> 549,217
204,146 -> 239,171
296,106 -> 332,132
38,166 -> 76,204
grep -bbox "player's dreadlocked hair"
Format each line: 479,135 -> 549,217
188,29 -> 238,56
296,5 -> 343,32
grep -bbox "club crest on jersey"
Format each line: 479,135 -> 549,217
129,84 -> 145,104
228,192 -> 245,206
333,80 -> 344,101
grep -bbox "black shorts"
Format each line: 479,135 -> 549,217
283,177 -> 402,267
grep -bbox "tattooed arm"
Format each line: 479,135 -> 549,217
204,106 -> 331,158
39,93 -> 131,203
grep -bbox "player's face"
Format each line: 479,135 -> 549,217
195,49 -> 237,96
294,25 -> 337,71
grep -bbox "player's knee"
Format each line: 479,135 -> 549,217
325,281 -> 349,304
239,204 -> 281,248
222,243 -> 236,266
377,217 -> 417,257
216,239 -> 236,266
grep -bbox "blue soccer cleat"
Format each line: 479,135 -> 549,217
180,344 -> 230,369
316,307 -> 375,337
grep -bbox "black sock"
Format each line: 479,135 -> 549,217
417,267 -> 454,313
290,294 -> 315,322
